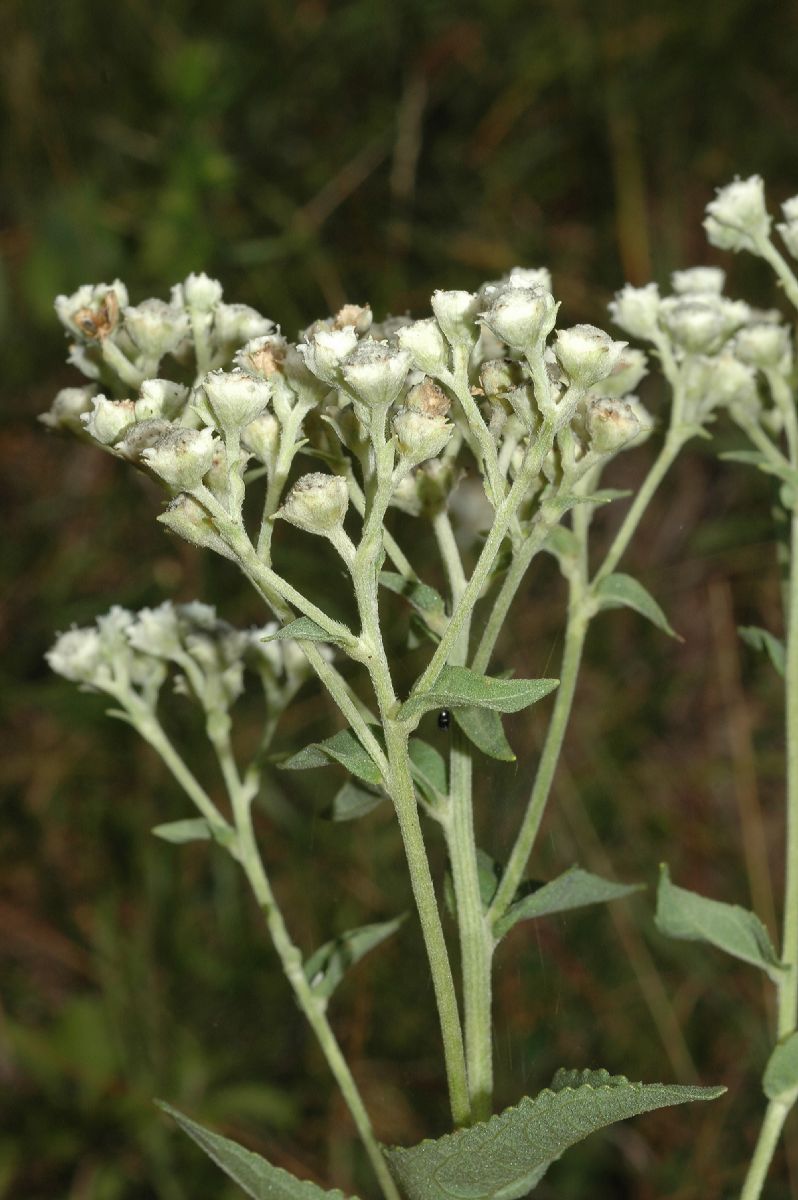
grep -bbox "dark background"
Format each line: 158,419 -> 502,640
3,1 -> 798,1196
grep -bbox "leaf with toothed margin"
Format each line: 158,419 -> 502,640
452,706 -> 515,762
157,1101 -> 358,1200
383,1069 -> 725,1200
400,667 -> 558,723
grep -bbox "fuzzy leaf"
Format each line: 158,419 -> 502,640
328,781 -> 385,822
158,1102 -> 355,1200
720,449 -> 798,485
453,707 -> 516,762
494,866 -> 643,940
152,818 -> 212,844
380,572 -> 448,635
304,916 -> 406,1001
763,1032 -> 798,1102
655,865 -> 785,981
383,1068 -> 724,1200
263,618 -> 351,647
279,729 -> 383,786
542,525 -> 580,565
409,738 -> 448,803
594,572 -> 679,638
738,625 -> 785,676
400,666 -> 558,723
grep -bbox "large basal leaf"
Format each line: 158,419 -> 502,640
304,915 -> 406,1001
594,572 -> 679,639
738,625 -> 785,676
763,1032 -> 798,1102
494,866 -> 643,940
380,572 -> 448,637
400,666 -> 558,723
158,1101 -> 356,1200
279,729 -> 383,787
452,706 -> 515,762
383,1068 -> 724,1200
655,865 -> 785,981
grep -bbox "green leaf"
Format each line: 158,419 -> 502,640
738,625 -> 785,676
495,866 -> 643,940
262,617 -> 350,646
400,666 -> 558,723
157,1102 -> 354,1200
453,706 -> 516,762
409,738 -> 448,803
328,781 -> 385,821
655,865 -> 785,982
720,449 -> 798,486
445,850 -> 503,918
383,1068 -> 725,1200
763,1032 -> 798,1102
304,916 -> 406,1001
542,525 -> 580,565
279,729 -> 383,786
380,572 -> 448,636
152,818 -> 212,844
594,572 -> 679,639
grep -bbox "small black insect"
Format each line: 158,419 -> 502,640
437,708 -> 452,731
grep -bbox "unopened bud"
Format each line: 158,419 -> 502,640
214,303 -> 274,346
234,334 -> 288,379
405,378 -> 451,417
142,426 -> 218,490
39,386 -> 97,433
671,267 -> 726,296
340,340 -> 412,408
704,176 -> 771,254
431,290 -> 480,346
505,266 -> 553,292
608,284 -> 661,340
276,472 -> 349,535
47,627 -> 105,687
242,411 -> 281,464
123,299 -> 190,358
554,324 -> 627,389
82,396 -> 136,445
194,369 -> 272,433
334,303 -> 372,334
116,418 -> 173,462
659,296 -> 744,354
298,327 -> 359,385
180,272 -> 223,311
392,407 -> 453,465
135,379 -> 190,422
777,196 -> 798,259
585,397 -> 641,454
734,323 -> 792,370
396,319 -> 448,375
481,285 -> 558,351
158,494 -> 236,561
592,348 -> 648,398
480,359 -> 521,397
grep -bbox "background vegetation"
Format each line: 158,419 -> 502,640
3,1 -> 798,1195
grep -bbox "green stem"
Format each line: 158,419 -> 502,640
739,1100 -> 791,1200
754,234 -> 798,312
779,501 -> 798,1040
440,347 -> 504,506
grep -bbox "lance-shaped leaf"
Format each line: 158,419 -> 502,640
304,916 -> 406,1001
594,572 -> 679,639
453,706 -> 516,762
279,729 -> 383,786
380,572 -> 448,637
263,617 -> 357,651
738,625 -> 785,676
400,666 -> 558,723
383,1068 -> 725,1200
328,780 -> 385,821
409,738 -> 448,803
494,866 -> 643,940
764,1032 -> 798,1102
152,818 -> 212,844
655,865 -> 785,982
720,449 -> 798,486
157,1102 -> 355,1200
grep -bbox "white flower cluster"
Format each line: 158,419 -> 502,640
47,601 -> 313,717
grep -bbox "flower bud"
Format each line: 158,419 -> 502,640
55,280 -> 128,341
396,319 -> 449,374
333,303 -> 373,334
671,267 -> 726,296
141,426 -> 217,490
234,334 -> 288,379
734,323 -> 792,370
431,290 -> 480,345
115,419 -> 173,462
658,296 -> 744,354
298,327 -> 359,386
127,602 -> 183,659
214,303 -> 274,346
82,396 -> 136,445
481,285 -> 558,351
276,472 -> 349,535
123,299 -> 190,358
608,283 -> 661,340
684,354 -> 759,419
392,407 -> 453,465
39,385 -> 98,433
584,397 -> 641,454
180,272 -> 223,311
777,196 -> 798,259
242,411 -> 281,464
704,175 -> 771,254
135,379 -> 190,422
340,339 -> 412,408
554,324 -> 627,389
592,348 -> 648,398
405,378 -> 451,417
47,626 -> 105,686
158,494 -> 236,560
505,266 -> 553,292
479,359 -> 522,398
194,369 -> 272,433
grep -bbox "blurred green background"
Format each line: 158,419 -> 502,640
4,0 -> 798,1196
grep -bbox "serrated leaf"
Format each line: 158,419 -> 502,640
594,572 -> 679,639
279,729 -> 383,786
263,618 -> 352,647
383,1068 -> 724,1200
494,866 -> 643,940
400,666 -> 558,723
453,706 -> 516,762
304,916 -> 406,1001
152,818 -> 212,844
409,738 -> 448,803
380,572 -> 448,635
763,1032 -> 798,1101
738,625 -> 785,676
157,1102 -> 355,1200
328,781 -> 385,822
655,865 -> 785,981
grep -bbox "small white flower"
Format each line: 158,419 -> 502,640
431,289 -> 480,345
157,494 -> 236,560
123,299 -> 190,358
134,379 -> 190,422
82,396 -> 137,445
392,407 -> 453,466
591,348 -> 648,398
242,411 -> 281,464
178,272 -> 223,311
481,285 -> 558,351
275,472 -> 349,535
55,280 -> 128,340
734,323 -> 792,370
584,397 -> 641,454
704,175 -> 771,254
671,267 -> 726,296
658,296 -> 745,355
193,369 -> 272,435
340,339 -> 412,408
396,319 -> 449,375
554,324 -> 627,389
47,627 -> 106,686
39,386 -> 98,433
141,427 -> 217,490
608,283 -> 661,340
298,327 -> 359,386
214,303 -> 274,346
234,334 -> 288,379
